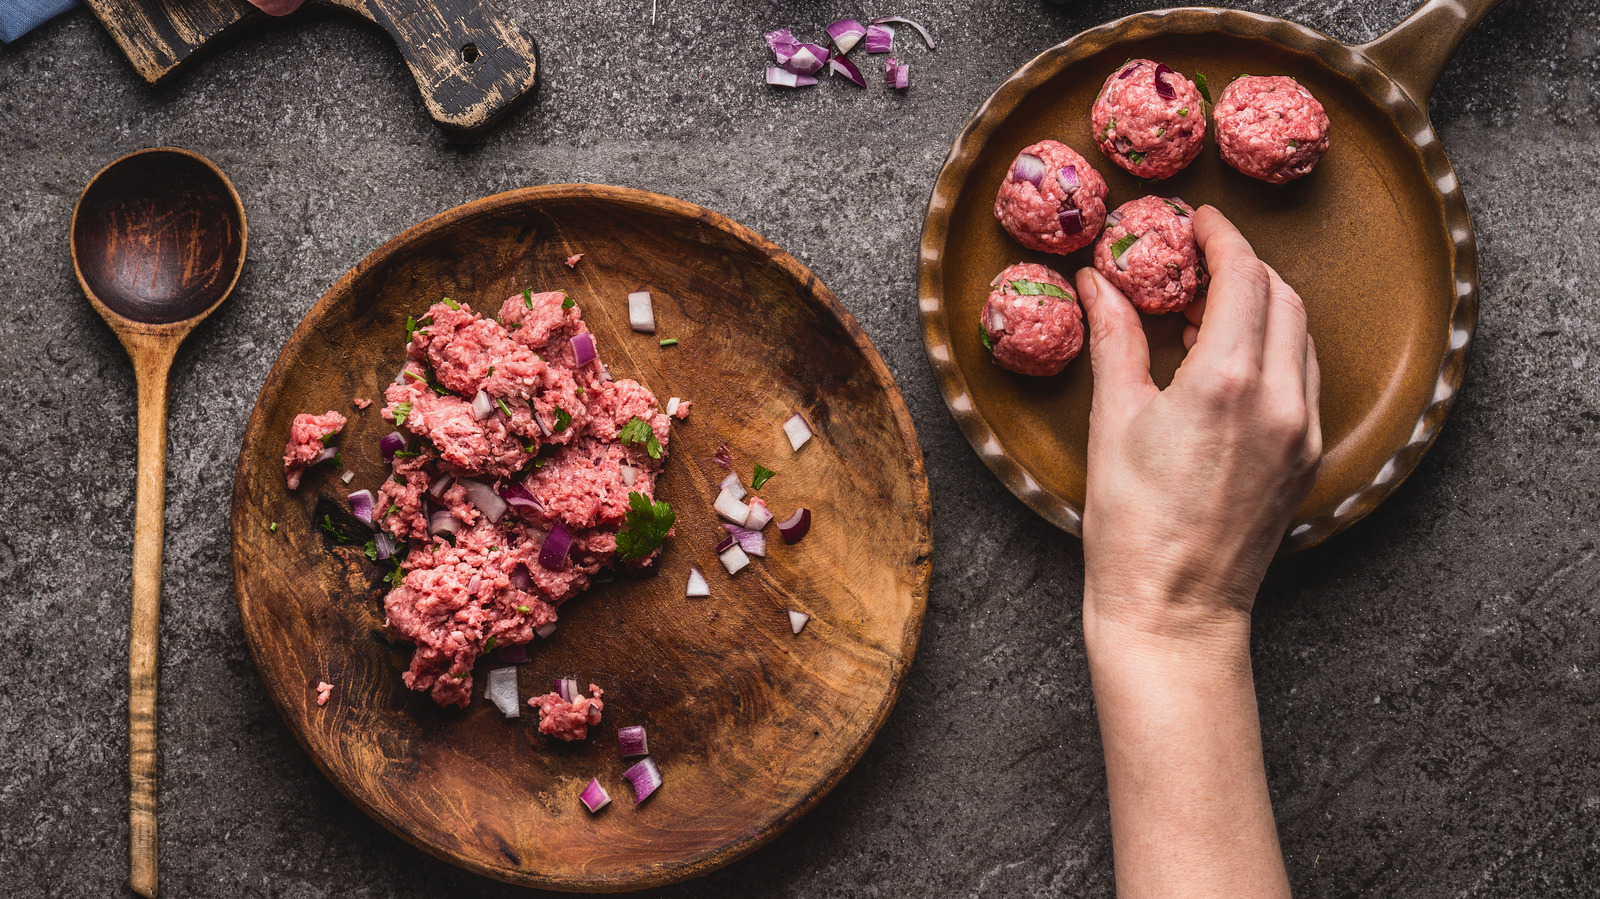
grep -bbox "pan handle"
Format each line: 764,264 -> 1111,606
1356,0 -> 1509,110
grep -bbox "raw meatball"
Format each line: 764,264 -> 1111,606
1214,75 -> 1330,183
282,410 -> 346,490
980,262 -> 1084,376
1093,196 -> 1206,314
1090,59 -> 1206,180
993,140 -> 1110,254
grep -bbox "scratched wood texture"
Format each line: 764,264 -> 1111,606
79,0 -> 538,134
230,184 -> 933,891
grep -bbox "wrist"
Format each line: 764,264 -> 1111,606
1083,580 -> 1254,662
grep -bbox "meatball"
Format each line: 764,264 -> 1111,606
993,140 -> 1110,254
1090,59 -> 1206,180
1093,196 -> 1206,314
980,263 -> 1084,376
1213,75 -> 1331,183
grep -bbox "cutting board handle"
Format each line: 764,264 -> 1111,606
333,0 -> 539,134
1356,0 -> 1509,111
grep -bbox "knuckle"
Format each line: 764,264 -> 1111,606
1222,255 -> 1270,295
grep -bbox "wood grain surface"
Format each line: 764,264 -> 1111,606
919,3 -> 1489,552
230,184 -> 931,891
79,0 -> 538,134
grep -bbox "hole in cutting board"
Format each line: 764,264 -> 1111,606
461,43 -> 480,63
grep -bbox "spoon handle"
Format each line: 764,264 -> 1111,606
129,355 -> 172,899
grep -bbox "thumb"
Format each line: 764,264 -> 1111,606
1076,268 -> 1155,413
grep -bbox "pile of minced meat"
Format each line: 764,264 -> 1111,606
289,290 -> 674,709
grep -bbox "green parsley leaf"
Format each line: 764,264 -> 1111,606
403,370 -> 426,383
554,407 -> 572,433
618,416 -> 661,459
752,464 -> 776,490
495,397 -> 513,418
615,491 -> 675,561
1287,139 -> 1298,149
450,671 -> 468,679
1177,106 -> 1189,117
561,294 -> 576,310
430,383 -> 450,397
1194,71 -> 1212,104
1111,233 -> 1140,259
363,539 -> 378,562
318,514 -> 351,544
659,338 -> 678,347
384,560 -> 405,587
331,453 -> 344,470
979,320 -> 994,352
392,450 -> 420,459
381,504 -> 398,520
393,473 -> 407,486
574,386 -> 585,396
1009,279 -> 1071,300
1104,117 -> 1116,140
523,288 -> 533,309
394,401 -> 413,426
516,605 -> 531,614
523,442 -> 539,453
533,458 -> 548,468
489,546 -> 498,553
487,365 -> 495,376
1162,198 -> 1189,216
268,522 -> 278,533
1127,149 -> 1146,165
1156,126 -> 1166,138
441,296 -> 460,310
485,636 -> 497,652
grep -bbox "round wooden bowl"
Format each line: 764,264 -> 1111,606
231,185 -> 931,891
919,4 -> 1489,551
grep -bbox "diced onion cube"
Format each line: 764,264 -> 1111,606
719,543 -> 750,575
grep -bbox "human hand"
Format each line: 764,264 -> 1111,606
1076,205 -> 1321,643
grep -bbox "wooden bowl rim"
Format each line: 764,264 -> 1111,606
230,183 -> 932,891
916,6 -> 1478,554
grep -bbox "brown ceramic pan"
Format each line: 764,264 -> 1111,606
919,0 -> 1504,551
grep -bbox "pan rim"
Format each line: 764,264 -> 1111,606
916,5 -> 1478,554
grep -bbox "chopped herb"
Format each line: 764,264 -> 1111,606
561,294 -> 576,310
516,604 -> 532,614
1163,198 -> 1189,216
1038,299 -> 1045,306
615,491 -> 675,561
1177,106 -> 1189,117
1111,233 -> 1140,259
319,432 -> 334,445
331,453 -> 344,469
441,297 -> 460,310
979,321 -> 994,352
381,504 -> 398,520
363,539 -> 378,562
419,315 -> 432,326
523,288 -> 533,308
659,338 -> 679,347
1194,71 -> 1212,104
1288,139 -> 1298,149
430,383 -> 450,397
318,514 -> 351,545
489,546 -> 498,553
524,442 -> 539,453
384,560 -> 405,587
618,416 -> 661,459
507,322 -> 522,330
268,522 -> 278,533
1128,149 -> 1146,165
574,386 -> 585,396
403,370 -> 426,383
554,407 -> 572,433
1156,127 -> 1166,138
393,473 -> 407,486
484,636 -> 497,652
593,570 -> 616,585
487,365 -> 495,376
1010,279 -> 1071,300
394,401 -> 413,426
752,464 -> 776,490
450,671 -> 468,679
393,450 -> 420,459
495,397 -> 514,418
1104,117 -> 1116,140
533,458 -> 548,468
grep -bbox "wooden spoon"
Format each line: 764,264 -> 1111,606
71,148 -> 247,898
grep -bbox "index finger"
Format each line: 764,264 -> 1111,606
1188,205 -> 1272,368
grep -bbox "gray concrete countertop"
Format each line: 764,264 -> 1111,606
2,1 -> 1597,896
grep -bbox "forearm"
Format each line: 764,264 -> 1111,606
1084,599 -> 1289,899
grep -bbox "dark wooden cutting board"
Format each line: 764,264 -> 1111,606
80,0 -> 538,134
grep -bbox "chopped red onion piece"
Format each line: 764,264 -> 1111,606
829,54 -> 866,87
347,489 -> 375,524
870,15 -> 934,49
686,566 -> 710,597
863,23 -> 893,53
714,486 -> 751,524
719,543 -> 751,575
989,307 -> 1006,333
620,464 -> 639,487
500,480 -> 541,510
722,523 -> 767,557
885,57 -> 909,90
623,757 -> 662,804
374,531 -> 396,561
628,290 -> 657,333
499,642 -> 530,662
713,443 -> 733,469
429,511 -> 463,538
554,677 -> 579,704
467,573 -> 481,595
744,497 -> 774,530
1115,236 -> 1140,271
580,777 -> 611,813
783,413 -> 813,451
341,470 -> 355,485
539,521 -> 573,569
486,667 -> 520,718
715,534 -> 736,554
534,412 -> 552,437
379,431 -> 408,461
766,67 -> 819,88
1057,165 -> 1078,193
1010,153 -> 1045,188
719,471 -> 747,502
777,508 -> 811,544
617,725 -> 650,757
1153,63 -> 1177,100
787,610 -> 810,634
764,27 -> 800,63
457,477 -> 507,523
509,564 -> 533,592
782,43 -> 828,76
535,621 -> 558,639
827,18 -> 866,53
572,331 -> 597,366
665,397 -> 680,417
1118,62 -> 1140,79
427,473 -> 455,500
1058,208 -> 1084,236
311,446 -> 338,466
1106,210 -> 1123,228
471,389 -> 494,421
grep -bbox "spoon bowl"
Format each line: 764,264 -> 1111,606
71,147 -> 246,898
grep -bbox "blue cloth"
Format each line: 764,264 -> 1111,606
0,0 -> 80,43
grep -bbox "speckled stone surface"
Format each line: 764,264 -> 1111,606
2,1 -> 1597,896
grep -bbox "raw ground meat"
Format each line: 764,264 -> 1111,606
981,262 -> 1084,376
1090,59 -> 1206,180
316,681 -> 333,706
1093,196 -> 1207,314
529,684 -> 604,740
1214,75 -> 1331,184
370,295 -> 673,707
352,397 -> 371,409
993,140 -> 1109,254
283,410 -> 346,490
